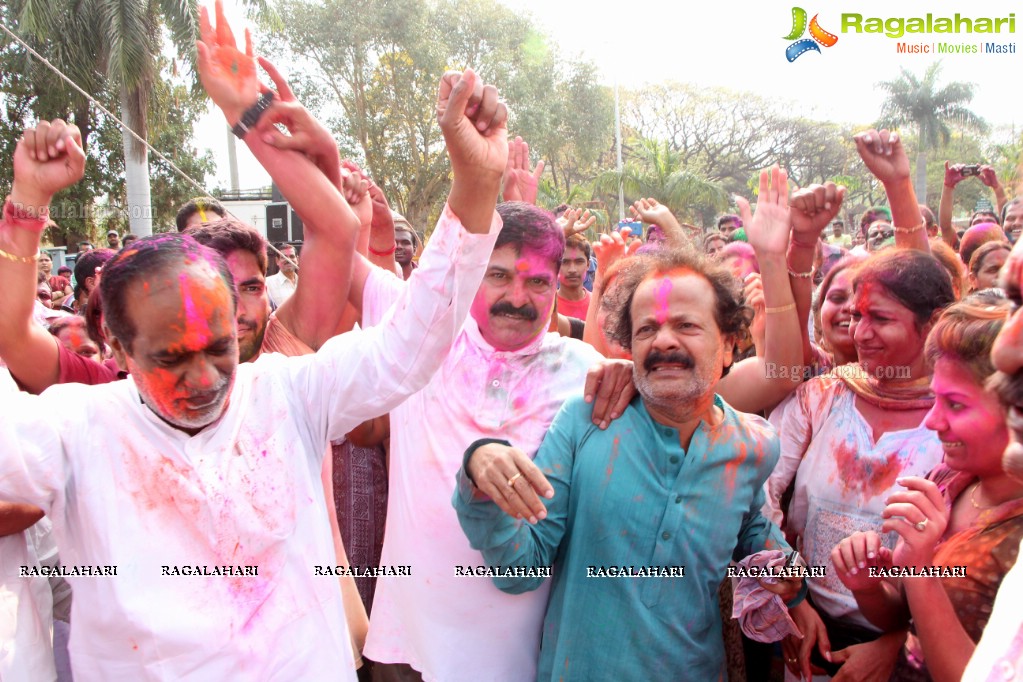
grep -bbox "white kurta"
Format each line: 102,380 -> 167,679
362,273 -> 603,682
0,206 -> 499,680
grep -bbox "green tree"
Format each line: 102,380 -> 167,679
877,62 -> 987,204
14,0 -> 274,236
266,0 -> 612,230
590,137 -> 727,225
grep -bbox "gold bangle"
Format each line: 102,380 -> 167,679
0,246 -> 39,264
765,302 -> 797,314
787,265 -> 814,279
892,222 -> 924,234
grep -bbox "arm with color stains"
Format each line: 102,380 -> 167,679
0,120 -> 85,394
452,401 -> 578,594
718,166 -> 802,413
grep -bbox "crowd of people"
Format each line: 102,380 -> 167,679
2,4 -> 1023,682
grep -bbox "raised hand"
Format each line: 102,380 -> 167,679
11,119 -> 86,215
368,182 -> 395,235
593,227 -> 641,280
943,161 -> 967,189
196,0 -> 259,125
558,208 -> 596,239
253,58 -> 341,190
736,165 -> 791,257
789,181 -> 846,246
502,136 -> 544,204
436,69 -> 508,184
467,443 -> 553,524
630,197 -> 675,227
831,530 -> 893,593
883,476 -> 947,568
979,164 -> 1000,189
854,128 -> 910,187
340,160 -> 372,227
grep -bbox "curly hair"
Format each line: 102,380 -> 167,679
602,248 -> 753,370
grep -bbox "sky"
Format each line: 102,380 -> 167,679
197,0 -> 1023,191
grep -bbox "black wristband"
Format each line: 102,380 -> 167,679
462,438 -> 512,486
231,92 -> 275,139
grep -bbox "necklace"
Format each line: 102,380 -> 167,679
970,482 -> 994,510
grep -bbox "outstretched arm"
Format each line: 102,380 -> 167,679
854,129 -> 929,252
0,120 -> 86,394
196,9 -> 360,350
938,162 -> 964,249
717,167 -> 802,413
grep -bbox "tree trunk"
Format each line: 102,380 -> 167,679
120,89 -> 153,236
915,149 -> 928,206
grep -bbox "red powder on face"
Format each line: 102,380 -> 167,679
175,272 -> 216,352
830,440 -> 903,498
515,258 -> 530,273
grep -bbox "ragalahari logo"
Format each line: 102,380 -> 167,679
784,7 -> 839,61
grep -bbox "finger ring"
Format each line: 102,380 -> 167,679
914,519 -> 928,532
507,473 -> 522,487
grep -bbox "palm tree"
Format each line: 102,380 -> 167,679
16,0 -> 274,236
590,137 -> 727,225
877,63 -> 987,204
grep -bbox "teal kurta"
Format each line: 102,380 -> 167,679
454,393 -> 790,681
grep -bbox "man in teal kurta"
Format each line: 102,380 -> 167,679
453,247 -> 814,681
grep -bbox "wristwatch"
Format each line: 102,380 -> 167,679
231,92 -> 275,139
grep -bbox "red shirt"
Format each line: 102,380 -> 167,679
557,291 -> 590,321
56,342 -> 122,386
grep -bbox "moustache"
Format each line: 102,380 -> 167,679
490,302 -> 538,321
643,350 -> 696,373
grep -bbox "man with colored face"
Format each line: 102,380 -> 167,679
556,234 -> 591,321
356,201 -> 604,682
454,177 -> 818,681
0,55 -> 507,680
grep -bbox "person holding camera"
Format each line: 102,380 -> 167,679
938,161 -> 1008,250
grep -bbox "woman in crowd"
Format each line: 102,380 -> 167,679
765,248 -> 955,680
832,293 -> 1023,682
968,241 -> 1011,293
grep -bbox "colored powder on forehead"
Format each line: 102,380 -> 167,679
655,278 -> 673,324
515,258 -> 530,273
177,271 -> 215,351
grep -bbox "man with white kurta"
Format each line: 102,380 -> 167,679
0,56 -> 508,681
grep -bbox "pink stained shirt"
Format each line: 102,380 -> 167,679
0,205 -> 500,680
362,273 -> 603,682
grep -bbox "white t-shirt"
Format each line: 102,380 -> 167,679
0,206 -> 499,680
362,274 -> 603,682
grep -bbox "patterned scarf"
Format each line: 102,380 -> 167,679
833,363 -> 934,410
